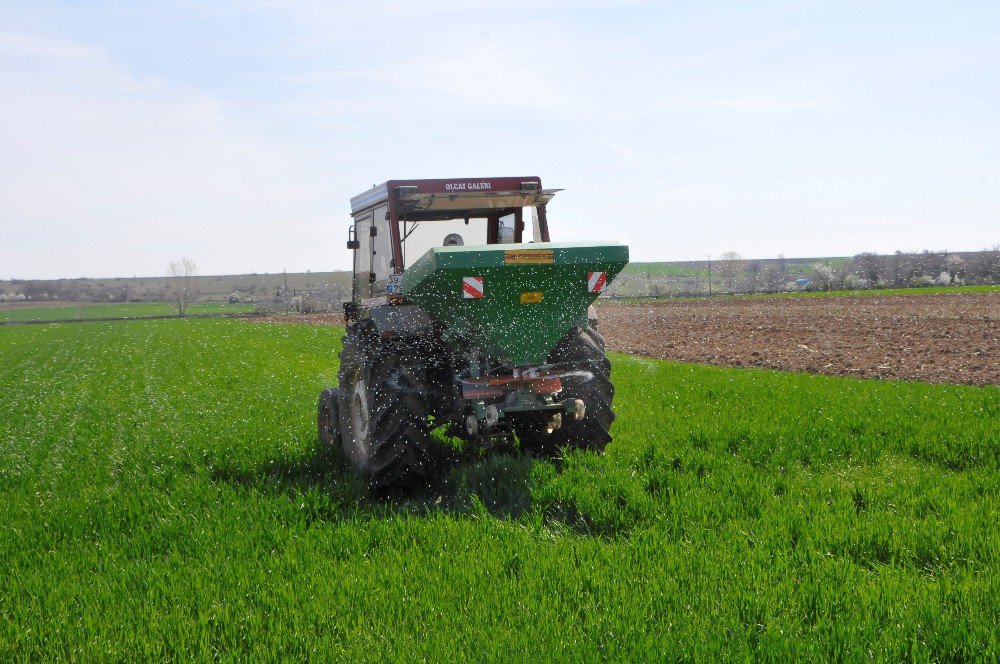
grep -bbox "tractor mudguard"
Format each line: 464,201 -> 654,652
366,303 -> 435,339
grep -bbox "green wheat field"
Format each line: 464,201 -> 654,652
1,319 -> 998,660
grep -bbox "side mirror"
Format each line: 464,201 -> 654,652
347,239 -> 360,250
347,225 -> 359,249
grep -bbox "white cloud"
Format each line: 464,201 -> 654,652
0,31 -> 100,60
0,30 -> 333,278
1,1 -> 998,278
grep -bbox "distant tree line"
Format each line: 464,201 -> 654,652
607,246 -> 1000,298
4,247 -> 999,304
0,271 -> 352,312
809,247 -> 1000,291
0,278 -> 171,303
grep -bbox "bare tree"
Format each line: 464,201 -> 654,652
989,245 -> 1000,282
746,260 -> 762,294
965,245 -> 1000,283
718,251 -> 744,293
762,266 -> 784,292
168,258 -> 197,316
888,251 -> 902,286
851,252 -> 884,287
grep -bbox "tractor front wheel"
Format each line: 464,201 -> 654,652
317,388 -> 341,449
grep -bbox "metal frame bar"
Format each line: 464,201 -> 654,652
387,197 -> 403,275
537,204 -> 551,242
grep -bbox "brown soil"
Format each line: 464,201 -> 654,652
248,292 -> 1000,386
597,292 -> 1000,386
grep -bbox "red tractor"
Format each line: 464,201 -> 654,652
318,177 -> 628,490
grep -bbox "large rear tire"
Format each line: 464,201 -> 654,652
338,328 -> 432,491
518,325 -> 615,456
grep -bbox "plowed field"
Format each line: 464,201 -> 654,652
253,292 -> 999,386
598,292 -> 1000,386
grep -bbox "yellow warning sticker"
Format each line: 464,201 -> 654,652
520,291 -> 544,304
504,249 -> 554,265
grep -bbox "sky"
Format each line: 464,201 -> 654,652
1,0 -> 998,279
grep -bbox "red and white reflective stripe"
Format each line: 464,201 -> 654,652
462,276 -> 485,298
587,271 -> 607,293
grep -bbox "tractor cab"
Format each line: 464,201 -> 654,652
346,177 -> 559,302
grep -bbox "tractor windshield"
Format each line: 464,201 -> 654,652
401,209 -> 542,268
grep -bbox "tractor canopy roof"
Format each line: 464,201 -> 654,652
350,177 -> 561,222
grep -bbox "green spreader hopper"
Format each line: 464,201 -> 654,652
402,241 -> 629,366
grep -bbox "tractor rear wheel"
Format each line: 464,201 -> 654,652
339,331 -> 432,491
518,325 -> 615,456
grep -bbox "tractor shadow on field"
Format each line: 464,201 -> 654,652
209,437 -> 545,523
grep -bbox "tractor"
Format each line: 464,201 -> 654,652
317,177 -> 629,490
